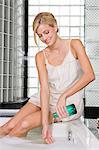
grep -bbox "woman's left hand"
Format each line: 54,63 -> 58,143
42,125 -> 54,144
56,94 -> 67,119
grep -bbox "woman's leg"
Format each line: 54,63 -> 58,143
8,111 -> 53,137
0,102 -> 40,136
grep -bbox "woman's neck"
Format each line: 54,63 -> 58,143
48,36 -> 64,52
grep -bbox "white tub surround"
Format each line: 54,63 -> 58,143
0,119 -> 99,150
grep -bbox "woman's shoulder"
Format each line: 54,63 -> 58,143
36,50 -> 43,58
70,39 -> 83,48
63,38 -> 82,46
69,39 -> 85,59
35,48 -> 47,64
36,47 -> 49,58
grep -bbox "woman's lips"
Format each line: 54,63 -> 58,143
45,39 -> 51,44
45,41 -> 50,44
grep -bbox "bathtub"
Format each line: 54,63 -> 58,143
0,117 -> 99,150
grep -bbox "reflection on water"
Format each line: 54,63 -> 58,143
25,126 -> 83,145
25,127 -> 44,144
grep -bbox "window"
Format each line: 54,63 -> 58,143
0,0 -> 24,102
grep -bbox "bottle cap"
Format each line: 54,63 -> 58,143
53,112 -> 59,118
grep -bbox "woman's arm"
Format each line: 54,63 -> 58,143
35,51 -> 50,127
36,51 -> 53,144
63,39 -> 95,98
56,39 -> 95,118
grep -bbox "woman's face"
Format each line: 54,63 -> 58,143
36,24 -> 57,46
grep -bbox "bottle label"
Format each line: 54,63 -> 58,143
53,104 -> 77,119
66,104 -> 77,116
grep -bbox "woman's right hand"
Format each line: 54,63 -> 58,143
42,125 -> 54,144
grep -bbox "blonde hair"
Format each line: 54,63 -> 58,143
32,12 -> 58,45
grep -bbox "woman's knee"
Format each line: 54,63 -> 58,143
20,120 -> 30,129
8,119 -> 29,131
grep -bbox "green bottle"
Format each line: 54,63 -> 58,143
53,104 -> 77,119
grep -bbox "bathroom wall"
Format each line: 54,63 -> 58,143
0,0 -> 25,103
84,0 -> 99,132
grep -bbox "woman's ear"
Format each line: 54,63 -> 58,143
54,25 -> 58,32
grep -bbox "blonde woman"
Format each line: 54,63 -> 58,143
0,12 -> 95,144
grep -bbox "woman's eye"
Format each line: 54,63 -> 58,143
38,35 -> 42,38
45,31 -> 49,34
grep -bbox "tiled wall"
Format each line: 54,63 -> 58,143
85,0 -> 99,107
84,0 -> 99,135
0,0 -> 24,103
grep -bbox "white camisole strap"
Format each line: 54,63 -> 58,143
69,39 -> 72,50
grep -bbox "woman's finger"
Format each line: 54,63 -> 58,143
61,106 -> 67,117
56,105 -> 66,118
45,136 -> 54,144
56,106 -> 62,118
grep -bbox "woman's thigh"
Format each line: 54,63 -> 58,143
7,102 -> 41,126
22,110 -> 53,129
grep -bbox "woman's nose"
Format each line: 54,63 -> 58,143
42,34 -> 47,41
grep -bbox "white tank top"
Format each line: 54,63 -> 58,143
43,40 -> 83,94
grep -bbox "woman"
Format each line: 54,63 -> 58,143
0,12 -> 95,144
